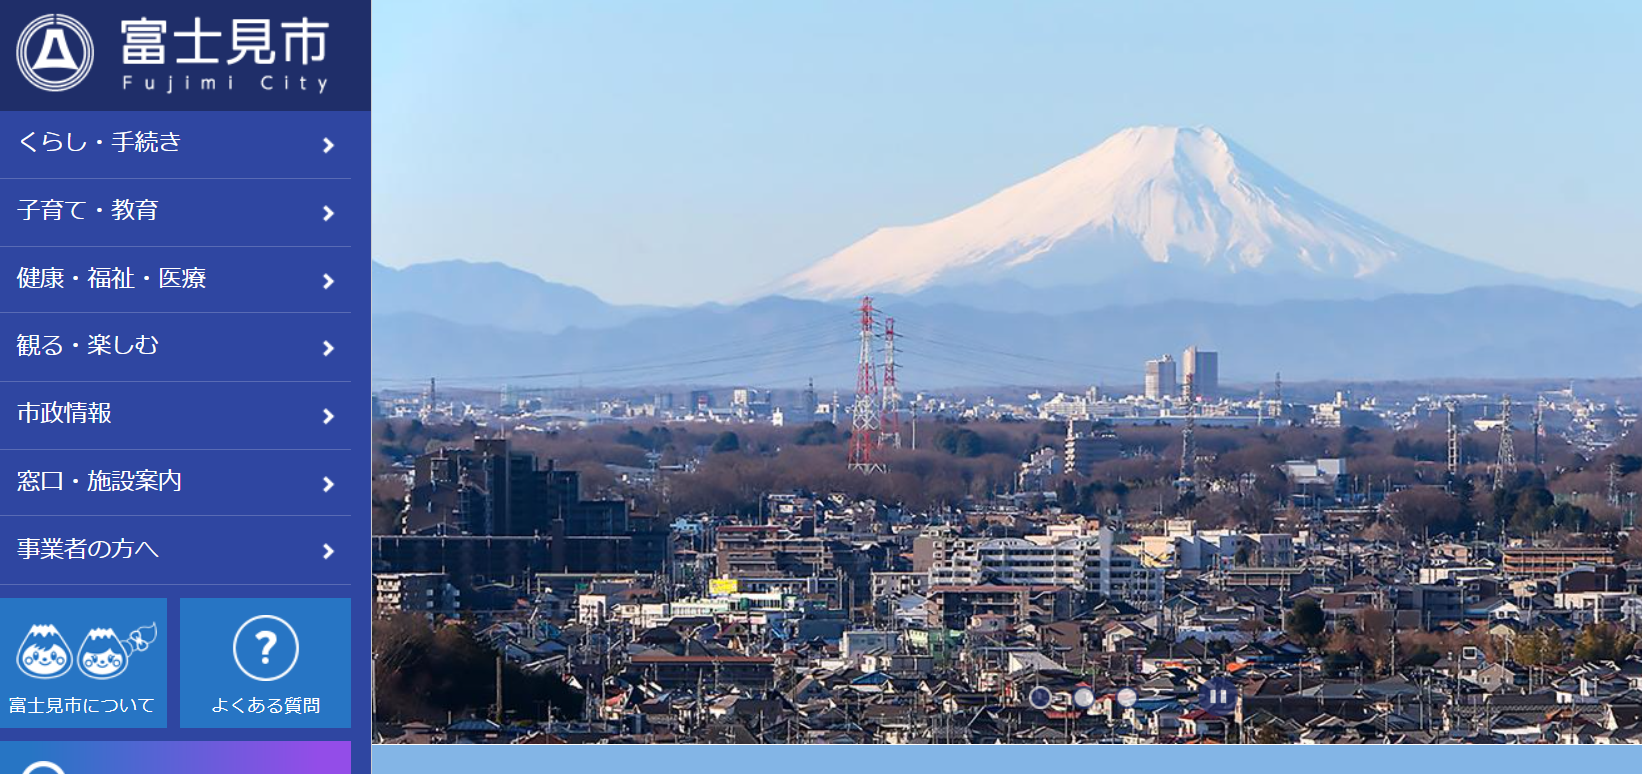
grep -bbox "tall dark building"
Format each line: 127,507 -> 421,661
384,438 -> 666,586
406,438 -> 628,537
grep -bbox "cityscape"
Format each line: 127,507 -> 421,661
368,309 -> 1642,743
366,3 -> 1642,746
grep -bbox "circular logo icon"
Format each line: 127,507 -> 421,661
16,14 -> 94,92
232,615 -> 300,682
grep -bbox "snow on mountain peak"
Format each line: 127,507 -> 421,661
776,125 -> 1425,300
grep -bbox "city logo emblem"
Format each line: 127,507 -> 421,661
16,14 -> 94,92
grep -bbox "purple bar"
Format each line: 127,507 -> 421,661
0,742 -> 349,774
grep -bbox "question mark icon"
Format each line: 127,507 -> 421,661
234,615 -> 299,682
255,630 -> 277,664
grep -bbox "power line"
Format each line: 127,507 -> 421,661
892,321 -> 1144,376
375,326 -> 856,386
895,345 -> 1100,387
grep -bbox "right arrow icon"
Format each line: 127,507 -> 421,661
322,137 -> 334,154
322,408 -> 334,425
322,340 -> 334,357
322,476 -> 334,493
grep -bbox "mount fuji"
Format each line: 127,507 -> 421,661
775,126 -> 1625,307
371,126 -> 1641,383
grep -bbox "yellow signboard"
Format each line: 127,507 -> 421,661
708,578 -> 740,596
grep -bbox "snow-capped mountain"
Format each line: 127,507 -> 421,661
775,126 -> 1574,302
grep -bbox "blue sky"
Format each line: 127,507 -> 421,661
372,1 -> 1642,305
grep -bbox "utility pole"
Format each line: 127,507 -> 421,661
1179,412 -> 1196,483
1178,374 -> 1196,491
494,655 -> 503,724
1446,399 -> 1462,479
1493,396 -> 1515,489
1532,397 -> 1544,467
1610,458 -> 1622,508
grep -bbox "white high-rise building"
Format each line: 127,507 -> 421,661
1183,346 -> 1219,399
928,527 -> 1163,607
1144,355 -> 1177,400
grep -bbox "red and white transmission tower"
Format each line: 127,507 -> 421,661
848,297 -> 885,473
879,317 -> 903,449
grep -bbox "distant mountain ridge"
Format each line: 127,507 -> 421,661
774,125 -> 1634,305
370,260 -> 664,334
373,284 -> 1642,386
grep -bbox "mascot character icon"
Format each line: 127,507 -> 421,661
76,628 -> 130,680
17,624 -> 73,679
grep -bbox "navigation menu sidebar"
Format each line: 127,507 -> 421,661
1,2 -> 370,771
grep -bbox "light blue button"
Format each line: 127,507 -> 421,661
179,598 -> 349,729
